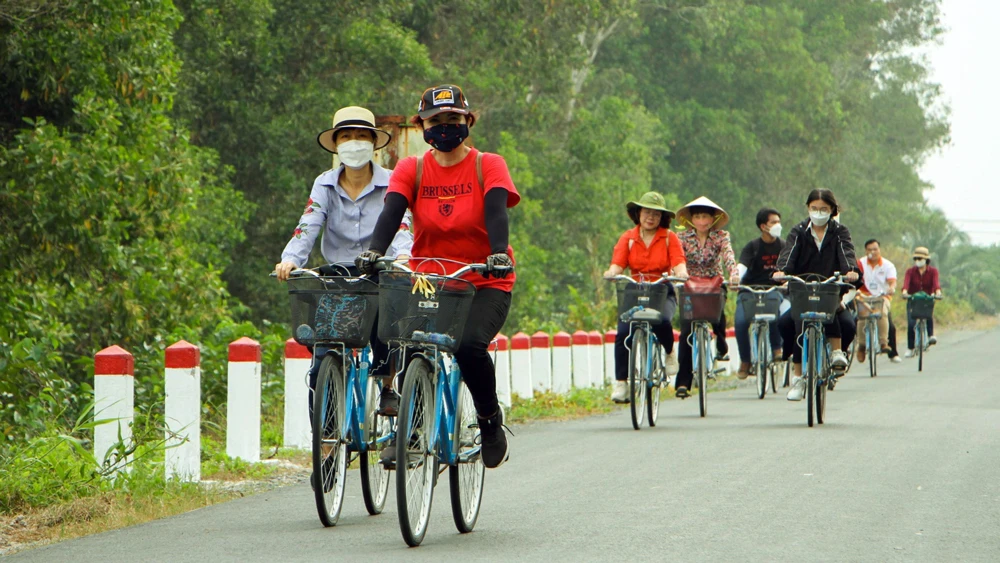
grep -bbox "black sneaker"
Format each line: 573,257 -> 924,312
379,437 -> 397,468
378,388 -> 399,417
478,410 -> 509,469
675,386 -> 690,399
715,353 -> 730,362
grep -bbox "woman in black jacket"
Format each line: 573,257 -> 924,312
773,188 -> 860,401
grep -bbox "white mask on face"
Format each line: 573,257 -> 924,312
768,223 -> 782,238
338,140 -> 374,169
809,210 -> 831,226
914,259 -> 926,268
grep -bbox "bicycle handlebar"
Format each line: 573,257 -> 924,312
603,274 -> 673,285
902,293 -> 943,300
775,273 -> 851,286
731,284 -> 785,294
375,257 -> 502,280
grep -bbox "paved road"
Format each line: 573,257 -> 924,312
12,330 -> 1000,562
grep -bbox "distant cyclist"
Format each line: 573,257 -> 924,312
357,84 -> 519,469
734,207 -> 785,378
603,191 -> 688,403
773,188 -> 859,401
275,106 -> 412,413
901,246 -> 942,356
854,239 -> 895,363
673,197 -> 740,399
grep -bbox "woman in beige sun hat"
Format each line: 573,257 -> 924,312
603,191 -> 689,403
672,196 -> 739,399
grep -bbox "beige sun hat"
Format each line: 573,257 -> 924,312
676,196 -> 730,229
626,192 -> 675,228
316,106 -> 392,154
912,246 -> 931,260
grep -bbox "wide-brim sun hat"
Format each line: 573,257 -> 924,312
317,106 -> 392,154
676,196 -> 730,229
626,191 -> 675,228
912,247 -> 931,260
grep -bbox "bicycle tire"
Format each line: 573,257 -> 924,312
781,359 -> 790,388
395,358 -> 438,547
755,324 -> 768,400
629,326 -> 648,430
698,325 -> 708,418
917,321 -> 925,372
806,328 -> 816,428
647,338 -> 662,427
360,376 -> 390,515
313,355 -> 348,527
449,381 -> 484,534
868,325 -> 877,378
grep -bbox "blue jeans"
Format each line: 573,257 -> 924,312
734,292 -> 784,364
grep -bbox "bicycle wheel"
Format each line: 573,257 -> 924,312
868,326 -> 877,378
395,358 -> 438,547
781,359 -> 790,388
698,325 -> 709,418
647,339 -> 662,427
755,324 -> 768,400
450,381 -> 484,533
844,332 -> 856,374
917,321 -> 925,372
805,328 -> 817,428
360,376 -> 391,515
629,326 -> 648,430
313,355 -> 348,527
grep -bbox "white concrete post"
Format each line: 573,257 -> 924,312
604,330 -> 617,388
588,331 -> 604,387
571,330 -> 590,388
493,334 -> 512,409
551,332 -> 572,394
530,331 -> 552,393
283,338 -> 312,449
93,345 -> 134,476
164,340 -> 201,482
510,332 -> 533,400
227,337 -> 261,462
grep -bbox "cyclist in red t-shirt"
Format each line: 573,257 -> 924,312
357,85 -> 519,469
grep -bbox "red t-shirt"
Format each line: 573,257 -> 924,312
388,148 -> 521,291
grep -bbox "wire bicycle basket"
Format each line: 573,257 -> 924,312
738,291 -> 782,321
377,270 -> 476,353
788,280 -> 841,323
908,294 -> 936,319
615,279 -> 673,322
287,276 -> 379,347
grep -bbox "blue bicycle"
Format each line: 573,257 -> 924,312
608,275 -> 673,429
281,265 -> 393,526
784,274 -> 850,427
735,285 -> 785,399
377,258 -> 506,547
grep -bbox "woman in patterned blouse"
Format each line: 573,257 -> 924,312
673,196 -> 741,399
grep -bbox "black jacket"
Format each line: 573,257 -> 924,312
776,218 -> 858,278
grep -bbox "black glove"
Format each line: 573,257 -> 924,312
355,250 -> 383,276
485,252 -> 513,279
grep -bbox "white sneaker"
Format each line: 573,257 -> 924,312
904,349 -> 915,358
611,381 -> 629,403
830,350 -> 848,370
786,376 -> 805,401
890,355 -> 902,364
664,351 -> 679,376
928,336 -> 938,346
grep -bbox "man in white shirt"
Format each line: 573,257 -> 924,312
855,239 -> 896,361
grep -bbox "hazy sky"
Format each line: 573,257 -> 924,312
921,0 -> 1000,245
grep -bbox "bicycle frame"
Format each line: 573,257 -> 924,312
322,344 -> 383,453
749,320 -> 772,369
421,348 -> 480,466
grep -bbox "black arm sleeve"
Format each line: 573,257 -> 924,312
484,188 -> 510,254
368,192 -> 409,254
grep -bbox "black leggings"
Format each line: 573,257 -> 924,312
777,309 -> 856,364
452,288 -> 512,417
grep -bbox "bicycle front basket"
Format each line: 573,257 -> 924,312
738,291 -> 782,321
788,281 -> 840,323
287,276 -> 379,347
615,280 -> 672,321
908,295 -> 936,319
377,270 -> 476,353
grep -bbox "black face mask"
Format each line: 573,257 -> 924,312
423,123 -> 469,152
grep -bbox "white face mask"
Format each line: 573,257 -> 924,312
768,223 -> 782,238
914,259 -> 926,268
338,140 -> 374,169
809,210 -> 831,226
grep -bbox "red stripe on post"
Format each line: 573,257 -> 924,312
165,340 -> 200,369
284,338 -> 312,359
588,330 -> 602,345
95,345 -> 134,376
572,330 -> 588,345
495,333 -> 509,352
229,337 -> 261,362
553,331 -> 571,347
673,330 -> 681,342
604,330 -> 617,343
531,331 -> 550,349
725,328 -> 736,338
511,332 -> 530,350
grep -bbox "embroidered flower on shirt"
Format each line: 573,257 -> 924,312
293,223 -> 309,239
303,197 -> 320,215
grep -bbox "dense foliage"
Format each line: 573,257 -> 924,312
3,0 -> 996,479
